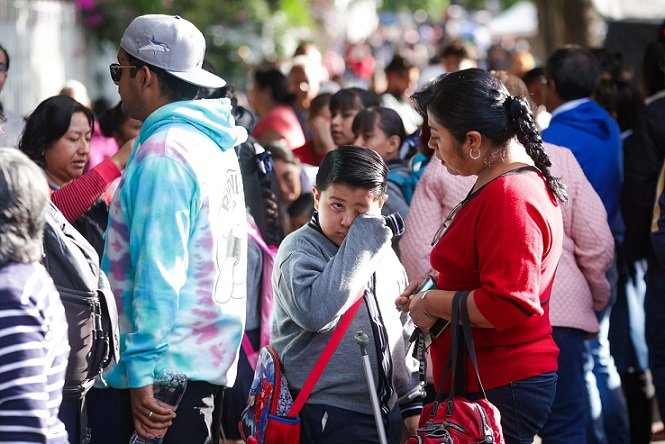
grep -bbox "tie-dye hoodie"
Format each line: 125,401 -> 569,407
101,98 -> 248,389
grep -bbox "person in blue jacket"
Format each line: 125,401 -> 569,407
543,45 -> 629,444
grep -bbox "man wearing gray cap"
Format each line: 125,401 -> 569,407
101,14 -> 248,443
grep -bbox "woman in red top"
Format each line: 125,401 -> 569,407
18,95 -> 131,257
395,69 -> 567,444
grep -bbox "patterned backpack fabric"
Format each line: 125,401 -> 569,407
239,345 -> 299,444
387,152 -> 429,204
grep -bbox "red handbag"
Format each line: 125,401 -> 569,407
408,291 -> 505,444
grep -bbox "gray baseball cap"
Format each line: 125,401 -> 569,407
120,14 -> 225,88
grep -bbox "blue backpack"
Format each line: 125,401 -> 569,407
387,153 -> 429,205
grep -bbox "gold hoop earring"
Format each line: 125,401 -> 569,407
469,147 -> 481,160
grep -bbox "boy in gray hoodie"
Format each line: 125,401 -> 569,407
271,145 -> 423,443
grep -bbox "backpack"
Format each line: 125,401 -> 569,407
42,202 -> 119,400
387,152 -> 429,205
241,220 -> 277,370
238,345 -> 297,443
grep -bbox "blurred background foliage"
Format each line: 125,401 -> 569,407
77,0 -> 528,88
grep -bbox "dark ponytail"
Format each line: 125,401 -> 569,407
505,95 -> 568,203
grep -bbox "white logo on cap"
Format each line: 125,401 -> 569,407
137,37 -> 170,56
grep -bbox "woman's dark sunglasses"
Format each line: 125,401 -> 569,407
109,63 -> 137,82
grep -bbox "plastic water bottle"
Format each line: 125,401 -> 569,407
129,368 -> 188,444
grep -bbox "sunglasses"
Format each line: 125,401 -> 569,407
109,63 -> 137,82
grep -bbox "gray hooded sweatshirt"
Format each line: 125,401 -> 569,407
271,212 -> 422,416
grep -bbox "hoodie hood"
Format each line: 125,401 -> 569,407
138,98 -> 248,153
549,100 -> 618,142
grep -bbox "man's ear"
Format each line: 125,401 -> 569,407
137,66 -> 155,91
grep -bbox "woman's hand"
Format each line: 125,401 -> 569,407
395,279 -> 420,313
110,137 -> 135,170
408,291 -> 438,332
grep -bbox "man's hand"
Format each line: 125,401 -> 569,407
130,385 -> 176,440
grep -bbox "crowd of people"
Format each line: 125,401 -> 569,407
0,10 -> 664,444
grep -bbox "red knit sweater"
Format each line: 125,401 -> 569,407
429,169 -> 562,393
50,159 -> 121,223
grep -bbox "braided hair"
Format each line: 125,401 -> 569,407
412,68 -> 567,203
505,95 -> 567,202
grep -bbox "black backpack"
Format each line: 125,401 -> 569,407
42,202 -> 119,400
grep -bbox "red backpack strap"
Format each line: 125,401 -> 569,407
288,289 -> 365,416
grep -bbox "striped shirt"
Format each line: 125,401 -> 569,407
0,262 -> 69,443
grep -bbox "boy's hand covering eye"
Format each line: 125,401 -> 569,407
383,213 -> 405,237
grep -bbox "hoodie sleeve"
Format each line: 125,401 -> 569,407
122,154 -> 199,388
275,213 -> 393,332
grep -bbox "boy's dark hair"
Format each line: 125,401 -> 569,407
352,106 -> 406,146
265,140 -> 298,165
385,54 -> 414,76
126,52 -> 199,101
98,102 -> 130,138
545,45 -> 600,101
522,67 -> 545,86
329,87 -> 379,113
19,95 -> 95,168
316,145 -> 388,198
253,67 -> 295,105
309,93 -> 332,119
441,40 -> 471,60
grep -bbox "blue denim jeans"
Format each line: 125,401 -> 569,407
539,328 -> 590,444
586,258 -> 630,444
483,372 -> 557,444
645,257 -> 665,422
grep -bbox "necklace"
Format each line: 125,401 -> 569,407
430,196 -> 469,247
429,165 -> 539,247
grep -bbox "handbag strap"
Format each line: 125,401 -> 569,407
459,290 -> 487,398
289,288 -> 365,416
432,290 -> 487,416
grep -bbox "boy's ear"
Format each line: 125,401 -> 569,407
378,192 -> 389,209
312,186 -> 320,211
